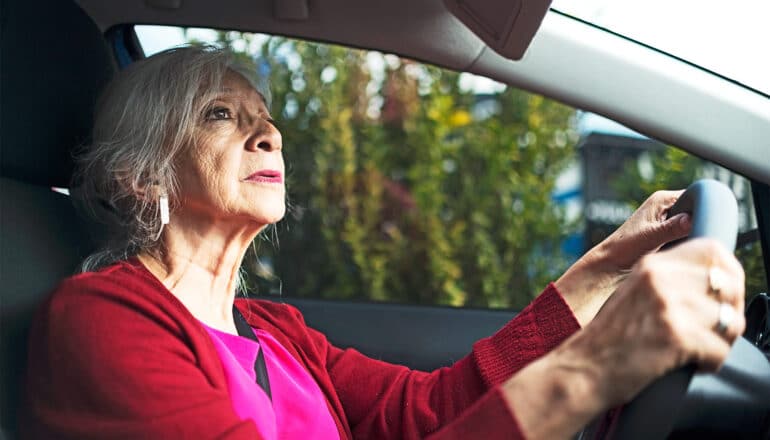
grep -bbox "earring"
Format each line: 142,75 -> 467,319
159,194 -> 170,225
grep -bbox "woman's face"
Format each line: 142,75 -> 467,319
175,70 -> 285,227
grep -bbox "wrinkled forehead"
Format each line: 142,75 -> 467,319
225,71 -> 266,101
202,68 -> 269,109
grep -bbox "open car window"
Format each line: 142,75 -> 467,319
134,25 -> 768,309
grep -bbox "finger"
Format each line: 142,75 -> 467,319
691,294 -> 745,341
720,255 -> 746,309
662,212 -> 692,237
670,265 -> 742,340
689,328 -> 733,372
673,297 -> 735,372
651,189 -> 685,214
699,242 -> 746,310
644,212 -> 691,250
705,265 -> 744,309
713,301 -> 746,343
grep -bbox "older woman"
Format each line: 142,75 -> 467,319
23,46 -> 745,439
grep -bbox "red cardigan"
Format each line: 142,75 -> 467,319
22,259 -> 580,439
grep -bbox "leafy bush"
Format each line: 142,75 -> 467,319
206,31 -> 765,308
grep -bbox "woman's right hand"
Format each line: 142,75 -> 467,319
502,238 -> 746,439
567,238 -> 746,407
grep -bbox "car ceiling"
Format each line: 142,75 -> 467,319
76,0 -> 770,184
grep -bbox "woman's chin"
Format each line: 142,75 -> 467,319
251,205 -> 286,226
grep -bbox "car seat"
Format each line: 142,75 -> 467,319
0,0 -> 115,437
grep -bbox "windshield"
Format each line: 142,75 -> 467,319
551,0 -> 770,96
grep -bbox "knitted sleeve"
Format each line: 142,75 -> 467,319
292,283 -> 580,439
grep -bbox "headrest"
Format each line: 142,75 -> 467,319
1,0 -> 115,187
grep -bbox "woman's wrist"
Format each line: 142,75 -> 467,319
501,340 -> 606,439
555,244 -> 622,327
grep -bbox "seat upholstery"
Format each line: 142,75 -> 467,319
0,180 -> 98,436
0,0 -> 115,436
0,0 -> 115,186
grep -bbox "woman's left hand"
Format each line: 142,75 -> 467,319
556,190 -> 692,326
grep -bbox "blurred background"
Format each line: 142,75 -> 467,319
136,27 -> 767,309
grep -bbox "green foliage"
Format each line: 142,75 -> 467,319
613,146 -> 768,299
216,33 -> 577,309
612,147 -> 701,199
196,31 -> 768,309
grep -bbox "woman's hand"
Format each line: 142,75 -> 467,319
503,238 -> 746,439
556,190 -> 692,326
568,239 -> 745,404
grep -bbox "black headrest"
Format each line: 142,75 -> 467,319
0,0 -> 115,187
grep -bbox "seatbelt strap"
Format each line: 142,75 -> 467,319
233,306 -> 273,402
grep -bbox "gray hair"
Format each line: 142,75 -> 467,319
73,45 -> 270,272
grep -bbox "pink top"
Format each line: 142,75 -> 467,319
201,322 -> 340,440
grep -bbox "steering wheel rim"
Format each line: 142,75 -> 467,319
578,179 -> 739,440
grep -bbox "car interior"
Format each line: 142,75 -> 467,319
1,0 -> 769,439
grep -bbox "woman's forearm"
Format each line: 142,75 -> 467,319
501,338 -> 605,440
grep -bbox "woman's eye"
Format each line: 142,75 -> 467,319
205,107 -> 233,121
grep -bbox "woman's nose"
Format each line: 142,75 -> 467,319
246,123 -> 282,152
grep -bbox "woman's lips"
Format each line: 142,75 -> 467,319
245,169 -> 283,184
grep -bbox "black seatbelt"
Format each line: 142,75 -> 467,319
233,306 -> 272,402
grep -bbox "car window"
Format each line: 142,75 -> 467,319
134,26 -> 768,309
550,0 -> 770,96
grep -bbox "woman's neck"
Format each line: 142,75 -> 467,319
138,216 -> 265,334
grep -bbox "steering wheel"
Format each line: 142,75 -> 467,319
577,179 -> 770,439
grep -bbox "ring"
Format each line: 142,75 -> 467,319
716,302 -> 735,335
708,266 -> 724,299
